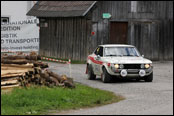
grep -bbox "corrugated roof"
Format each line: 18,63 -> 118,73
27,1 -> 96,17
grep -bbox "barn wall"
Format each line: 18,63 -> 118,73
90,1 -> 173,60
39,17 -> 93,61
39,1 -> 173,61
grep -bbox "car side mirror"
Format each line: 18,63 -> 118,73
142,55 -> 144,58
96,55 -> 101,60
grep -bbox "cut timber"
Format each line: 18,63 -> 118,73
40,72 -> 50,82
46,70 -> 75,88
34,67 -> 42,74
1,53 -> 75,89
1,69 -> 34,77
1,55 -> 41,61
1,66 -> 34,70
1,59 -> 31,64
40,72 -> 58,84
50,76 -> 59,86
1,84 -> 20,89
1,73 -> 24,78
46,70 -> 66,82
64,80 -> 75,88
1,63 -> 34,68
66,77 -> 74,84
33,62 -> 48,68
1,55 -> 26,60
1,80 -> 19,86
1,77 -> 20,81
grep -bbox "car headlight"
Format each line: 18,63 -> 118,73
145,64 -> 150,69
115,64 -> 119,69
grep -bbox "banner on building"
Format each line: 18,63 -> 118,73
1,19 -> 39,52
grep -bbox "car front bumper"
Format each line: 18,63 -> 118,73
107,66 -> 153,77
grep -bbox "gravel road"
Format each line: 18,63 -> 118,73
47,61 -> 173,115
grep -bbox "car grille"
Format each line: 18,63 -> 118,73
124,64 -> 141,69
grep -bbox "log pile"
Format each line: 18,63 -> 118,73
1,52 -> 75,89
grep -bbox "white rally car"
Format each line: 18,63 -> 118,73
86,44 -> 153,83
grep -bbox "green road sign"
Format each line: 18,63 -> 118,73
103,13 -> 111,19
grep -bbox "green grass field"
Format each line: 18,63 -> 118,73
1,83 -> 124,115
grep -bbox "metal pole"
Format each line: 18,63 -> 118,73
69,59 -> 72,78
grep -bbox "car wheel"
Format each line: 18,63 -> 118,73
87,65 -> 96,80
102,67 -> 112,83
144,72 -> 153,82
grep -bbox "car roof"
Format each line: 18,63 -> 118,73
99,44 -> 135,47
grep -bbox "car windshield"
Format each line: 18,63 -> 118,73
104,47 -> 140,57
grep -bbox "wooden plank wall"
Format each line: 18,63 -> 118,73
90,1 -> 173,60
39,17 -> 92,61
39,1 -> 173,61
92,1 -> 173,22
129,21 -> 160,60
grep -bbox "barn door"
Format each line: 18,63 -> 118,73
109,22 -> 128,44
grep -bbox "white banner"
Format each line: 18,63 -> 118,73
1,19 -> 39,52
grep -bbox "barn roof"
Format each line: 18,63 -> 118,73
27,1 -> 97,17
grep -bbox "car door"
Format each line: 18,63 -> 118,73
93,47 -> 103,75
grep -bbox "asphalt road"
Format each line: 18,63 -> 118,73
47,61 -> 173,115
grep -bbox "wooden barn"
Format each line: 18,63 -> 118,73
27,1 -> 173,61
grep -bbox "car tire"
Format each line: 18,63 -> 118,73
144,72 -> 153,82
102,67 -> 112,83
87,65 -> 96,80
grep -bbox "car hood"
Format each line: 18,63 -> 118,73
102,57 -> 152,64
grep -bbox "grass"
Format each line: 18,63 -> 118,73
41,56 -> 86,64
1,83 -> 124,115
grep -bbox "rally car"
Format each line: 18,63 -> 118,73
86,44 -> 153,83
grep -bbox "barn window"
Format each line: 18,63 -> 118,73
1,17 -> 9,24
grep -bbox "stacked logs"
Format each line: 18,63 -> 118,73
1,52 -> 75,89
